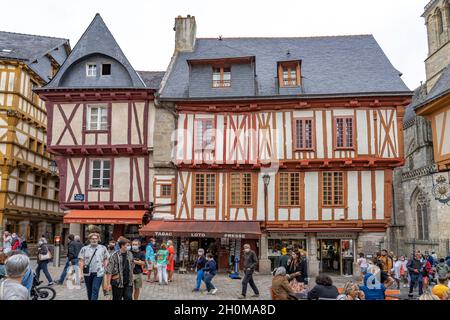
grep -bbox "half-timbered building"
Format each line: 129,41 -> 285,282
141,16 -> 413,275
36,14 -> 162,241
0,31 -> 69,251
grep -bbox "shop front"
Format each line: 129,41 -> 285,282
63,210 -> 147,244
139,220 -> 261,272
267,231 -> 307,270
316,232 -> 357,276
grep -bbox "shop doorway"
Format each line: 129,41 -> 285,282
317,239 -> 355,275
317,239 -> 341,274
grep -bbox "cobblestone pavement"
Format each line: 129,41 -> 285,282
30,260 -> 417,300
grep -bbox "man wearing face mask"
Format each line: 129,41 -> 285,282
104,237 -> 134,300
78,233 -> 109,300
238,244 -> 259,299
107,240 -> 117,256
131,239 -> 146,300
192,248 -> 206,292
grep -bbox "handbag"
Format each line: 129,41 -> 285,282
38,247 -> 52,261
83,248 -> 98,275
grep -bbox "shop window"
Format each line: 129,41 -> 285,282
334,117 -> 354,149
87,105 -> 108,131
278,172 -> 300,206
194,173 -> 216,206
194,118 -> 214,151
294,118 -> 314,150
230,173 -> 252,206
322,172 -> 343,206
90,159 -> 111,189
212,66 -> 231,88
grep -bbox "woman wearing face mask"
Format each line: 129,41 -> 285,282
192,248 -> 206,292
78,233 -> 109,300
35,236 -> 54,286
0,254 -> 30,300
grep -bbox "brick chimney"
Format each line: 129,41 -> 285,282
174,15 -> 197,52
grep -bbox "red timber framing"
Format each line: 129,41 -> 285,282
38,89 -> 153,156
175,96 -> 411,170
39,89 -> 154,210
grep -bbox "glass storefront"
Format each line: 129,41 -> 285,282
267,236 -> 307,270
317,235 -> 356,275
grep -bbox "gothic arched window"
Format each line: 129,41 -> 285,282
436,8 -> 444,34
416,192 -> 429,240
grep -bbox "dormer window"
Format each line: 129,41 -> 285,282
278,61 -> 301,87
101,63 -> 111,76
212,66 -> 231,88
86,64 -> 97,77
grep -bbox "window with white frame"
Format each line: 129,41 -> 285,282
194,119 -> 214,151
90,159 -> 111,189
86,64 -> 97,77
87,105 -> 108,131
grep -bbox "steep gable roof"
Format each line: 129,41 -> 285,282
0,31 -> 69,82
160,35 -> 411,100
45,13 -> 145,89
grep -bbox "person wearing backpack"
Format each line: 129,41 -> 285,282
436,258 -> 450,280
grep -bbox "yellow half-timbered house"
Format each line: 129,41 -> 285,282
0,31 -> 70,251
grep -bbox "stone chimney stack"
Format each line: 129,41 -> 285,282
174,15 -> 197,52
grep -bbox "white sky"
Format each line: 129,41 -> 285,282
1,0 -> 430,90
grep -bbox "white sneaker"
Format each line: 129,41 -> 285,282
211,288 -> 218,295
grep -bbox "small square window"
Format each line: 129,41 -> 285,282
102,64 -> 111,76
161,185 -> 172,197
86,64 -> 97,77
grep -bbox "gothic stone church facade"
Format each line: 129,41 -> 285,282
390,0 -> 450,257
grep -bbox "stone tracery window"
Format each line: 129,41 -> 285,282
436,8 -> 444,35
416,191 -> 429,240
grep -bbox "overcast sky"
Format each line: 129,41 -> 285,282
2,0 -> 430,90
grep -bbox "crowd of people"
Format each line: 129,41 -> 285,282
2,229 -> 450,301
271,248 -> 450,300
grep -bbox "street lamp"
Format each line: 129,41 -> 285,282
49,160 -> 57,174
263,174 -> 270,227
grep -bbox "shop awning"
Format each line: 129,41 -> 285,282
139,220 -> 261,239
63,210 -> 146,224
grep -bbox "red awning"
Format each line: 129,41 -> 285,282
139,220 -> 261,239
63,210 -> 146,224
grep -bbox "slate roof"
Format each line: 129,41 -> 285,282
414,63 -> 450,110
0,31 -> 68,81
44,13 -> 145,89
137,71 -> 165,90
160,35 -> 411,100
